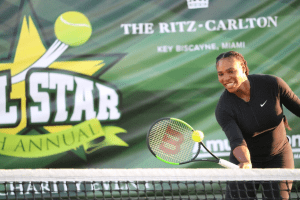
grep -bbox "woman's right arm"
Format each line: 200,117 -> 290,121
233,145 -> 252,169
215,103 -> 252,168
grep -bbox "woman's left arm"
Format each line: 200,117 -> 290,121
277,77 -> 300,117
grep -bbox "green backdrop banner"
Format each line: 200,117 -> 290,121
0,0 -> 300,169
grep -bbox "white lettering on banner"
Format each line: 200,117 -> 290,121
0,70 -> 121,127
157,46 -> 173,52
158,21 -> 196,33
70,77 -> 96,122
9,182 -> 23,195
175,43 -> 218,52
29,72 -> 51,123
27,71 -> 121,125
221,42 -> 245,49
193,135 -> 300,159
120,16 -> 278,35
1,181 -> 151,196
206,139 -> 231,152
49,73 -> 74,122
120,23 -> 154,34
290,135 -> 300,147
205,16 -> 277,31
0,74 -> 20,126
157,42 -> 246,53
96,83 -> 120,120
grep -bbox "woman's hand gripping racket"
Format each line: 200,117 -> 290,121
147,117 -> 239,169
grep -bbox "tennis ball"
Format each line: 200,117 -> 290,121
192,130 -> 204,142
54,11 -> 92,46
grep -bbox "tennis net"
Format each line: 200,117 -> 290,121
0,168 -> 299,200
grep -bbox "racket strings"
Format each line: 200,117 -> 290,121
148,119 -> 196,163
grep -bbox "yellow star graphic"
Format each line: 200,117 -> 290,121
0,16 -> 105,135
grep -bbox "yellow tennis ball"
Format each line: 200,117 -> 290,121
54,11 -> 92,46
192,130 -> 204,142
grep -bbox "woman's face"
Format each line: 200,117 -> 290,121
216,57 -> 247,93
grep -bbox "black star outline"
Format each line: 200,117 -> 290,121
1,0 -> 127,161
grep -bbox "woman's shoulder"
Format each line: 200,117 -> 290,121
249,74 -> 278,86
249,74 -> 277,81
215,93 -> 236,118
216,90 -> 235,111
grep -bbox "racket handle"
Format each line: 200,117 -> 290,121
218,158 -> 239,169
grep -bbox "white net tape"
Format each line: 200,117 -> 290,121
0,168 -> 299,181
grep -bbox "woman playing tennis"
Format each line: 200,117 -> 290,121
215,51 -> 298,199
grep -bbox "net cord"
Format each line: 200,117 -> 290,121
0,169 -> 299,182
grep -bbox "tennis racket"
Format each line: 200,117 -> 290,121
147,117 -> 239,169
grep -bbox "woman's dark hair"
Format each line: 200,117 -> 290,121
216,51 -> 249,76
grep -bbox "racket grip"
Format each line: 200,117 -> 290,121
218,158 -> 239,169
